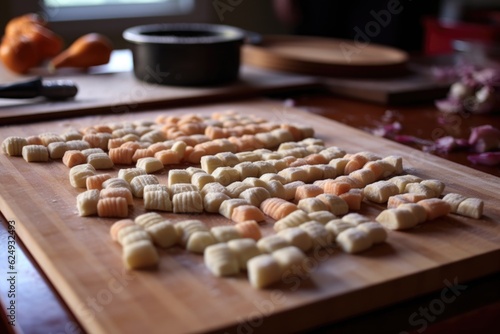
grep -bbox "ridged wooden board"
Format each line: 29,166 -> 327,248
0,99 -> 499,334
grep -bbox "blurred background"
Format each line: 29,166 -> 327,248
1,0 -> 500,55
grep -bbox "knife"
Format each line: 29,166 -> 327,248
0,77 -> 78,100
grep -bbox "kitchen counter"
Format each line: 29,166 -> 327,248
0,85 -> 499,333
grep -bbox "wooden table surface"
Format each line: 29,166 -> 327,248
0,92 -> 499,334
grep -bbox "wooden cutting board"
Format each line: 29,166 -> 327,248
243,35 -> 409,78
0,100 -> 499,334
0,52 -> 321,124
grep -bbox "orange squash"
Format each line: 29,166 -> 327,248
0,35 -> 40,74
49,33 -> 113,70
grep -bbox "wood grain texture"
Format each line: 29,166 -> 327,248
0,99 -> 499,334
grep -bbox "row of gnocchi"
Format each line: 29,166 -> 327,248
2,116 -> 315,166
110,211 -> 388,288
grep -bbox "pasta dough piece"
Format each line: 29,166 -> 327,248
62,150 -> 87,168
297,198 -> 329,213
283,180 -> 305,200
97,197 -> 128,218
69,164 -> 96,188
318,146 -> 345,161
404,183 -> 435,199
135,212 -> 164,228
387,193 -> 428,208
442,193 -> 467,212
87,153 -> 114,169
234,220 -> 262,241
100,187 -> 134,206
241,177 -> 268,189
341,213 -> 371,225
356,222 -> 387,244
110,219 -> 135,241
219,199 -> 249,219
397,203 -> 427,224
186,231 -> 216,253
325,220 -> 355,238
315,194 -> 349,216
102,178 -> 132,191
420,179 -> 446,197
239,187 -> 271,207
247,254 -> 282,289
122,239 -> 159,270
308,211 -> 336,224
86,173 -> 112,190
108,147 -> 134,165
169,184 -> 199,195
2,136 -> 27,156
277,227 -> 313,252
264,180 -> 286,199
257,235 -> 290,253
201,182 -> 228,197
300,165 -> 325,183
144,190 -> 172,212
76,189 -> 100,216
215,152 -> 240,167
172,191 -> 203,213
234,161 -> 260,179
299,221 -> 331,248
339,189 -> 364,211
204,243 -> 240,277
134,213 -> 177,248
47,142 -> 68,159
382,155 -> 403,175
212,167 -> 241,186
118,168 -> 147,184
168,169 -> 191,186
336,228 -> 373,254
272,246 -> 307,277
226,182 -> 253,198
211,225 -> 241,243
363,181 -> 400,203
136,157 -> 163,173
191,172 -> 215,190
130,175 -> 159,198
294,185 -> 324,202
349,168 -> 377,186
200,155 -> 224,174
175,220 -> 208,246
456,198 -> 483,219
254,161 -> 277,176
260,198 -> 298,221
203,192 -> 231,213
328,158 -> 350,175
273,210 -> 310,232
227,238 -> 261,270
418,198 -> 451,220
388,175 -> 422,193
22,145 -> 49,162
259,173 -> 286,184
278,167 -> 308,183
231,205 -> 266,223
117,225 -> 150,246
143,184 -> 169,193
376,208 -> 418,230
81,148 -> 105,158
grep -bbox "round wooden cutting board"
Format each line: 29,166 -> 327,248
243,35 -> 409,77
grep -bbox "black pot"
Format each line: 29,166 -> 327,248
123,23 -> 247,86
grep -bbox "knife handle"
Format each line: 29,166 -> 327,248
0,77 -> 78,100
